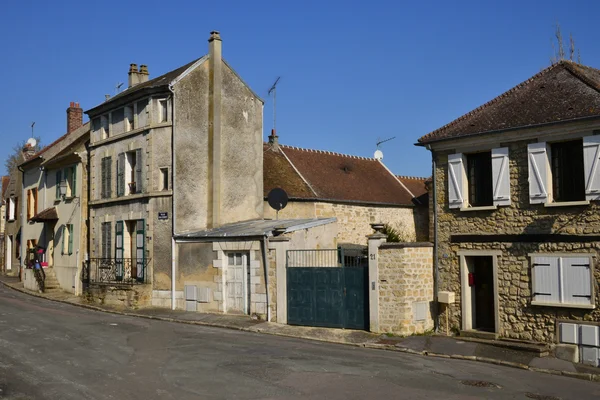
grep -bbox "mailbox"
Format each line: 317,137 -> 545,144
438,291 -> 455,304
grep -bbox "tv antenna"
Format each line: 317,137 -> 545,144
268,77 -> 281,133
374,136 -> 395,160
31,121 -> 35,137
115,82 -> 124,94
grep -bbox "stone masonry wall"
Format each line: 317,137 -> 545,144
435,137 -> 600,343
377,244 -> 434,335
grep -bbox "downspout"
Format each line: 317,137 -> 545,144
168,85 -> 177,310
17,164 -> 25,274
262,236 -> 271,322
428,144 -> 440,333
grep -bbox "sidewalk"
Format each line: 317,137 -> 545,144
1,274 -> 599,382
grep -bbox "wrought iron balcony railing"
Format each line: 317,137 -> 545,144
85,258 -> 150,285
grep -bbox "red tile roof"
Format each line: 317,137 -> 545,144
419,61 -> 600,144
30,207 -> 58,222
263,144 -> 421,206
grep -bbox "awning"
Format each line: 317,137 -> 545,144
30,207 -> 59,223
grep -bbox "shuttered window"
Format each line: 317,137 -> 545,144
62,224 -> 74,255
101,222 -> 111,259
551,139 -> 585,202
583,135 -> 600,201
55,170 -> 62,200
27,189 -> 37,220
467,151 -> 493,207
115,221 -> 124,281
135,219 -> 145,282
532,255 -> 593,306
527,142 -> 550,204
101,157 -> 112,198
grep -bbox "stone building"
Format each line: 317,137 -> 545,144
263,135 -> 429,245
418,61 -> 600,362
19,103 -> 89,294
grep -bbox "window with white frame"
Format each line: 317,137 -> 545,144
117,149 -> 143,196
55,166 -> 77,199
528,136 -> 600,204
158,99 -> 168,123
531,255 -> 593,306
125,105 -> 134,131
447,147 -> 510,209
62,224 -> 73,255
6,197 -> 16,221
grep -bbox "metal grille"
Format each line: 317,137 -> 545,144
87,258 -> 150,285
286,248 -> 368,268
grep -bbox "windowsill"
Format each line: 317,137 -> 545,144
531,301 -> 595,310
90,190 -> 173,206
460,205 -> 498,212
544,200 -> 590,208
90,122 -> 172,148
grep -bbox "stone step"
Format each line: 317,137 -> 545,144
458,333 -> 551,356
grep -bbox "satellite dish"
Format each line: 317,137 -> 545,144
267,188 -> 288,211
374,149 -> 383,160
27,138 -> 37,147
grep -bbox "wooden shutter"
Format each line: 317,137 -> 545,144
101,223 -> 107,258
68,224 -> 74,255
117,153 -> 125,197
115,221 -> 124,281
71,166 -> 77,197
532,256 -> 560,304
135,149 -> 143,194
527,142 -> 549,204
447,153 -> 465,209
56,170 -> 62,199
14,197 -> 18,222
136,219 -> 145,282
101,158 -> 106,198
26,190 -> 31,220
491,147 -> 511,206
106,157 -> 112,198
562,257 -> 592,305
33,188 -> 37,216
61,225 -> 66,255
583,135 -> 600,201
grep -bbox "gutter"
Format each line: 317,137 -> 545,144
17,164 -> 25,272
168,84 -> 177,310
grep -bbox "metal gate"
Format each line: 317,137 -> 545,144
286,249 -> 369,330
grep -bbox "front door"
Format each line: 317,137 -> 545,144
226,252 -> 250,314
6,235 -> 12,271
473,256 -> 495,332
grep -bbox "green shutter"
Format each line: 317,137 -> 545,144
115,221 -> 123,281
56,170 -> 62,199
61,225 -> 65,255
68,224 -> 73,255
136,219 -> 145,282
135,149 -> 143,194
71,166 -> 77,197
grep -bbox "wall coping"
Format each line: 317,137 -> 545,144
380,242 -> 433,249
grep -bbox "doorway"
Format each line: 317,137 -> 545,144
6,235 -> 12,271
462,255 -> 497,333
226,252 -> 250,314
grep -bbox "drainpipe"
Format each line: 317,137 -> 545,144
17,164 -> 25,274
262,236 -> 271,322
168,85 -> 177,310
428,144 -> 440,333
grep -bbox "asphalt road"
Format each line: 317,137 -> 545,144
0,285 -> 598,400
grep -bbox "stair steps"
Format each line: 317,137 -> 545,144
39,268 -> 62,293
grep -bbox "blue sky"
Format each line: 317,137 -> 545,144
1,0 -> 598,177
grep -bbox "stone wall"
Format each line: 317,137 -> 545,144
434,137 -> 600,343
377,243 -> 434,335
264,201 -> 429,245
85,284 -> 153,309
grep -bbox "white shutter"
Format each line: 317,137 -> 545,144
532,256 -> 560,304
492,147 -> 511,206
527,142 -> 549,204
562,257 -> 592,305
447,153 -> 465,209
583,135 -> 600,201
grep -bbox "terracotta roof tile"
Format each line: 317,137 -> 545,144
419,61 -> 600,144
30,207 -> 58,222
263,144 -> 417,206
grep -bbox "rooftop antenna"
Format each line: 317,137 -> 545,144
31,121 -> 35,138
268,77 -> 281,133
115,82 -> 124,94
374,136 -> 396,160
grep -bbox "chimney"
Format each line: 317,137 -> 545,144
268,129 -> 279,150
139,65 -> 149,84
66,102 -> 83,133
22,143 -> 36,161
128,63 -> 139,88
208,30 -> 223,227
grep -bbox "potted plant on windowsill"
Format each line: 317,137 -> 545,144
128,182 -> 136,194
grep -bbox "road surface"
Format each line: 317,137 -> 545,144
0,284 -> 598,399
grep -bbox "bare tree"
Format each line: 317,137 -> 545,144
551,22 -> 580,65
4,137 -> 42,175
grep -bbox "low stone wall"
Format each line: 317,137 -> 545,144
376,243 -> 434,335
23,269 -> 39,292
85,284 -> 153,309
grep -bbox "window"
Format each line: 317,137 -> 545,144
55,170 -> 62,200
6,197 -> 16,221
532,255 -> 593,306
101,157 -> 112,198
467,152 -> 493,207
136,99 -> 148,128
551,140 -> 585,202
101,222 -> 111,259
125,105 -> 134,131
160,167 -> 169,191
158,99 -> 168,123
27,188 -> 37,220
56,166 -> 77,199
111,108 -> 125,136
92,117 -> 102,138
447,147 -> 510,209
117,149 -> 143,196
528,136 -> 600,204
62,224 -> 73,255
101,114 -> 110,139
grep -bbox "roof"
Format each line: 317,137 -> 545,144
419,61 -> 600,144
263,143 -> 420,206
177,218 -> 336,239
1,176 -> 9,200
30,207 -> 58,222
19,122 -> 90,168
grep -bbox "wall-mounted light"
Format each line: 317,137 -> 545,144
59,180 -> 68,199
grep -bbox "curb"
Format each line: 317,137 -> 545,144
2,279 -> 600,382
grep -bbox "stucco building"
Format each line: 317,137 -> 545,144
419,61 -> 600,364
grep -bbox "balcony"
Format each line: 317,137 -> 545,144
85,258 -> 149,285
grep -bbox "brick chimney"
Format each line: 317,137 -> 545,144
128,63 -> 140,88
22,143 -> 36,161
139,65 -> 149,84
66,102 -> 83,133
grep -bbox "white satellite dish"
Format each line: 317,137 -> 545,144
374,149 -> 383,160
26,137 -> 37,147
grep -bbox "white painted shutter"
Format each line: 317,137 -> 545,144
532,256 -> 560,304
492,147 -> 511,206
447,153 -> 465,209
583,135 -> 600,201
527,142 -> 549,204
562,257 -> 592,305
